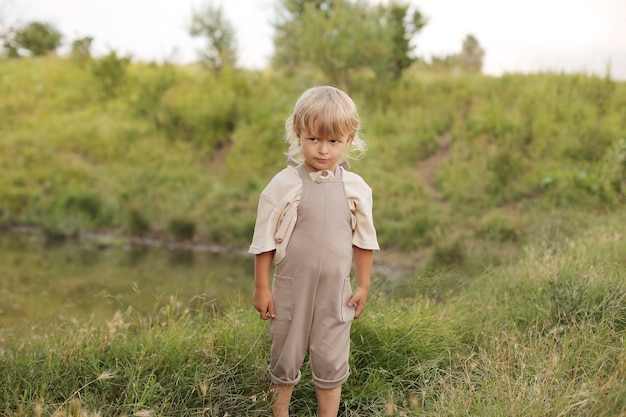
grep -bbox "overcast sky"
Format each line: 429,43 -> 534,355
4,0 -> 626,79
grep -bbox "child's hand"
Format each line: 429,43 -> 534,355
348,287 -> 368,319
253,288 -> 275,320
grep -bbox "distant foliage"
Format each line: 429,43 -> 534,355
377,1 -> 427,80
14,21 -> 62,56
429,33 -> 485,73
272,0 -> 426,87
129,62 -> 178,122
168,218 -> 196,241
126,209 -> 151,235
70,36 -> 93,64
1,26 -> 19,57
0,57 -> 624,251
91,51 -> 131,98
189,0 -> 238,71
155,73 -> 239,149
459,34 -> 485,73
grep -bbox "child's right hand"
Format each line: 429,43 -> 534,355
253,288 -> 276,320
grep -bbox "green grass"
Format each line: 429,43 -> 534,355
1,56 -> 625,415
1,56 -> 624,260
1,211 -> 624,416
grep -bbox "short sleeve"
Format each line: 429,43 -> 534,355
248,193 -> 279,254
343,171 -> 379,250
248,166 -> 303,257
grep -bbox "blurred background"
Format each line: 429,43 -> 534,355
3,0 -> 626,78
1,0 -> 625,339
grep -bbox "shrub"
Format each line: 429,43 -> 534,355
14,21 -> 62,56
91,51 -> 131,98
126,209 -> 151,235
475,211 -> 523,242
168,218 -> 196,241
156,77 -> 238,150
70,36 -> 93,64
128,62 -> 178,121
429,231 -> 465,266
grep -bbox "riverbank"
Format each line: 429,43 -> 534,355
2,211 -> 624,416
2,224 -> 417,278
0,225 -> 413,344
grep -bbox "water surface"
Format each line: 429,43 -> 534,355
0,232 -> 254,342
1,230 -> 404,346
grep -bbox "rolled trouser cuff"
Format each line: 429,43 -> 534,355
312,367 -> 350,390
268,369 -> 302,386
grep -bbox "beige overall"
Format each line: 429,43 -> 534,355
268,164 -> 356,390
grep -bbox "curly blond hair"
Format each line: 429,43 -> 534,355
284,86 -> 366,163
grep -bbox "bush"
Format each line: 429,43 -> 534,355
156,76 -> 238,150
91,51 -> 131,98
125,209 -> 151,235
475,210 -> 523,242
128,62 -> 178,121
69,36 -> 93,65
14,21 -> 62,56
168,218 -> 196,241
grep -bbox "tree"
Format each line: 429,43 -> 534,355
1,27 -> 18,57
459,34 -> 485,73
272,0 -> 426,86
0,1 -> 17,57
14,21 -> 62,56
189,1 -> 237,71
280,0 -> 331,16
70,36 -> 93,62
376,1 -> 427,80
429,34 -> 485,74
277,0 -> 377,85
91,51 -> 131,98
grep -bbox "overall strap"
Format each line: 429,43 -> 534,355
295,164 -> 312,182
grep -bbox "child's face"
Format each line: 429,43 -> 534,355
298,131 -> 353,173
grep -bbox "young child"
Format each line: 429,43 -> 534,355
249,86 -> 379,417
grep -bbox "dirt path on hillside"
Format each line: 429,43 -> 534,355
416,133 -> 452,200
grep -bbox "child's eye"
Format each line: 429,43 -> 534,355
308,137 -> 319,142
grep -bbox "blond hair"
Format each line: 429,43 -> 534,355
285,86 -> 366,163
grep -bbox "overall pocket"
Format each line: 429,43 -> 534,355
272,274 -> 293,321
340,276 -> 356,323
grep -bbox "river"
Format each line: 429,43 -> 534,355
0,230 -> 405,344
0,231 -> 254,343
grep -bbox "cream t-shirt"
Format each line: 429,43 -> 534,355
249,164 -> 380,264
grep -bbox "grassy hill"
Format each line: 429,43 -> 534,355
0,56 -> 625,415
1,56 -> 624,265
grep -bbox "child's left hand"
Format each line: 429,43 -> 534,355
348,287 -> 368,319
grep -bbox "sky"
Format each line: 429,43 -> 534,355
3,0 -> 626,79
